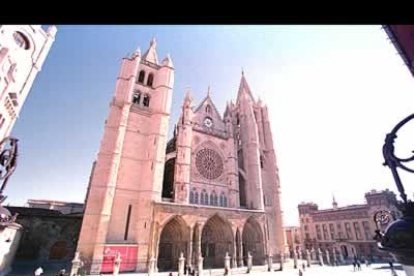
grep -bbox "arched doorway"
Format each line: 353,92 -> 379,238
158,216 -> 189,271
201,215 -> 234,269
49,240 -> 68,260
242,217 -> 265,265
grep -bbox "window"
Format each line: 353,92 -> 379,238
214,193 -> 218,206
260,155 -> 264,169
315,225 -> 322,240
204,192 -> 208,205
13,32 -> 29,50
210,193 -> 214,206
190,190 -> 195,204
138,70 -> 145,83
220,192 -> 227,207
322,224 -> 328,240
345,222 -> 353,239
124,205 -> 132,240
194,192 -> 199,204
223,195 -> 227,207
200,190 -> 206,205
354,222 -> 362,240
133,91 -> 141,104
147,73 -> 154,87
329,223 -> 335,240
206,105 -> 211,114
305,233 -> 310,240
362,221 -> 371,240
304,225 -> 308,231
305,218 -> 309,223
143,94 -> 150,107
337,223 -> 344,239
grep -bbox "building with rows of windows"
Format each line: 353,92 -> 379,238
0,25 -> 56,141
75,39 -> 286,274
298,189 -> 400,262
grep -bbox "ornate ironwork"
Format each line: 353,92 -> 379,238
382,113 -> 414,205
375,114 -> 414,268
0,136 -> 19,227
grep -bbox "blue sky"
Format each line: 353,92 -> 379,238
7,25 -> 414,226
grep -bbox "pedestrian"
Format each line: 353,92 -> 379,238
34,267 -> 44,276
57,269 -> 66,276
365,259 -> 368,267
389,261 -> 394,270
169,272 -> 173,276
357,262 -> 361,271
352,262 -> 356,272
298,267 -> 303,276
302,262 -> 306,271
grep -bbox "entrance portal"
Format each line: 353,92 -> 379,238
201,215 -> 234,269
158,216 -> 189,271
242,217 -> 265,265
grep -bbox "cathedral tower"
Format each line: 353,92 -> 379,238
76,39 -> 174,273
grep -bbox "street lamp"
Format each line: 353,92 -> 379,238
374,114 -> 414,276
0,136 -> 19,228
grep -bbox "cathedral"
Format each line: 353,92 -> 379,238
75,39 -> 286,274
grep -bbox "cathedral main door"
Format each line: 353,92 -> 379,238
201,215 -> 234,269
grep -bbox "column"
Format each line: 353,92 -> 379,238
188,226 -> 194,268
238,240 -> 243,267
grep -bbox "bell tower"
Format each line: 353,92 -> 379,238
76,38 -> 174,273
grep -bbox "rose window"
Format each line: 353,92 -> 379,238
195,148 -> 224,180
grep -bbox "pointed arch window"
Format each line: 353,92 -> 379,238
138,70 -> 145,84
133,91 -> 141,105
143,94 -> 150,107
214,192 -> 218,206
190,190 -> 195,204
194,191 -> 199,204
223,195 -> 227,207
147,73 -> 154,87
201,190 -> 206,205
220,193 -> 224,207
206,104 -> 211,114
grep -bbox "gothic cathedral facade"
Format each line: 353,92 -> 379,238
76,39 -> 286,273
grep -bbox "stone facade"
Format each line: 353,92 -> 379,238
0,25 -> 56,141
298,189 -> 400,262
284,226 -> 301,257
76,39 -> 286,274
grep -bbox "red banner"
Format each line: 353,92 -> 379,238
101,244 -> 138,272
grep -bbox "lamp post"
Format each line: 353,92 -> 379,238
0,136 -> 19,228
375,114 -> 414,276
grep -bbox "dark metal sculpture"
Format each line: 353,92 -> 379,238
0,137 -> 19,227
375,114 -> 414,269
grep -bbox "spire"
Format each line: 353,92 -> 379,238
207,84 -> 211,97
162,53 -> 174,68
237,70 -> 254,103
133,46 -> 141,58
142,37 -> 159,64
332,194 -> 338,209
184,87 -> 193,103
224,101 -> 232,118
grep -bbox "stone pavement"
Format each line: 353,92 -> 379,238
114,263 -> 404,276
7,262 -> 404,276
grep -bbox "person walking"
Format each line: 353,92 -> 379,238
352,262 -> 356,272
357,262 -> 361,271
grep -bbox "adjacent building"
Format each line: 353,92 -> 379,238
298,189 -> 400,262
0,25 -> 56,140
25,199 -> 84,215
76,39 -> 286,274
284,226 -> 301,257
